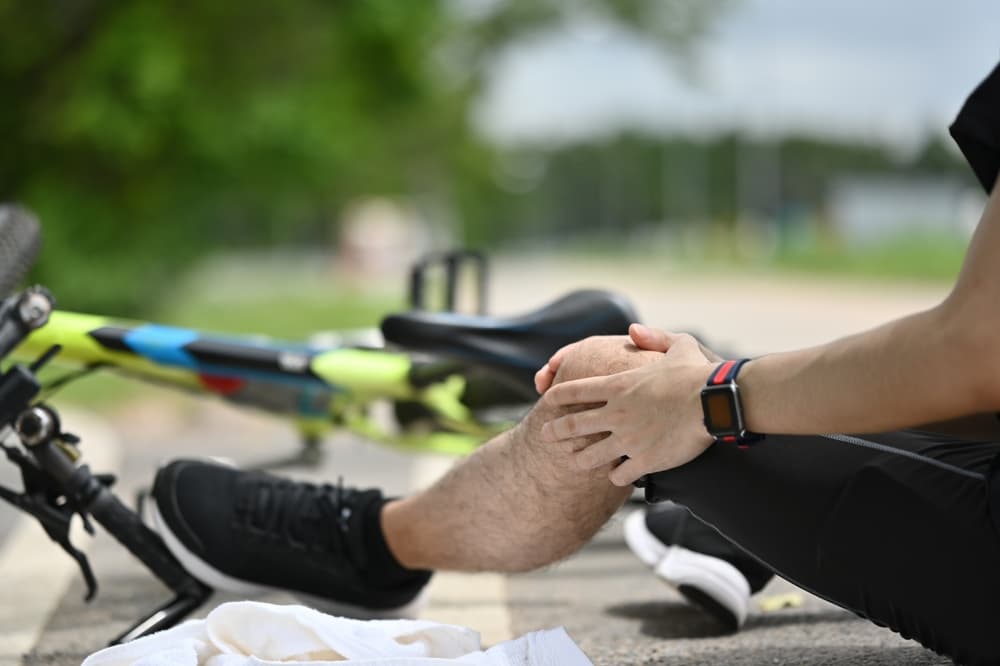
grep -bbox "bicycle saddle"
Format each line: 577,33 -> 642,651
381,290 -> 640,390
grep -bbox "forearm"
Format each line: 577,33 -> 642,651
741,178 -> 1000,436
741,304 -> 994,434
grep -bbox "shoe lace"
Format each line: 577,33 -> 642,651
234,475 -> 366,564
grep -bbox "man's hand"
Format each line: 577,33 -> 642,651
540,332 -> 717,486
534,339 -> 585,394
535,324 -> 723,394
630,323 -> 724,363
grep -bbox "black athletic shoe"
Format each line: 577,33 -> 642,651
624,503 -> 774,631
149,459 -> 431,617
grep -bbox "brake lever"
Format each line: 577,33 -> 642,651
0,440 -> 98,600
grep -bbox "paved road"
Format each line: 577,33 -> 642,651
1,259 -> 956,664
0,462 -> 19,539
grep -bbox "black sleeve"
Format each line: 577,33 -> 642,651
950,61 -> 1000,194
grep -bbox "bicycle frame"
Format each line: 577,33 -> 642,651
16,310 -> 507,456
0,243 -> 640,644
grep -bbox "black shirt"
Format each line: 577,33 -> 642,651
951,61 -> 1000,193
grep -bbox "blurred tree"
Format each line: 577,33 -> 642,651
0,0 -> 729,313
476,131 -> 974,248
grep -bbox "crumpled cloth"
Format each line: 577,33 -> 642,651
82,601 -> 593,666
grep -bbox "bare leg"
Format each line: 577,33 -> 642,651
382,337 -> 660,572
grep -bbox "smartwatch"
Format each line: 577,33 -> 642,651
700,358 -> 762,448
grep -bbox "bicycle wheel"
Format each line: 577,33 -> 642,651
0,205 -> 41,296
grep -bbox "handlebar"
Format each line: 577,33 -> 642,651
0,285 -> 213,645
86,482 -> 212,643
0,287 -> 53,358
27,417 -> 212,645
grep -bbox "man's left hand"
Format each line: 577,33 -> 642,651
540,331 -> 717,486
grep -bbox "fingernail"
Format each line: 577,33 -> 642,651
534,365 -> 549,393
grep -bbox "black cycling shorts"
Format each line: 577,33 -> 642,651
644,429 -> 1000,665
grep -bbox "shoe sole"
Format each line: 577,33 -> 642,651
623,509 -> 749,631
149,499 -> 428,619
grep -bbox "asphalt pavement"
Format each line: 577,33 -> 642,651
0,259 -> 957,665
10,399 -> 952,665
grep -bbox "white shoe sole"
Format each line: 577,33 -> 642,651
623,509 -> 750,629
149,499 -> 428,619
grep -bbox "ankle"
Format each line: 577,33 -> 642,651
380,498 -> 429,571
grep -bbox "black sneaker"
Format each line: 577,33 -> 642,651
624,503 -> 773,631
149,459 -> 431,617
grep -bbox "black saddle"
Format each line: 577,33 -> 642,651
381,290 -> 640,392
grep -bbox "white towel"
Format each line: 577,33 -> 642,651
82,601 -> 592,666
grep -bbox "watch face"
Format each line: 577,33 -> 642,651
700,384 -> 742,435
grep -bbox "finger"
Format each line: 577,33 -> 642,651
698,341 -> 724,363
543,375 -> 615,408
546,340 -> 580,375
608,456 -> 645,487
536,341 -> 582,393
534,363 -> 555,394
553,432 -> 610,454
573,434 -> 626,470
629,324 -> 677,353
663,332 -> 703,358
542,408 -> 612,442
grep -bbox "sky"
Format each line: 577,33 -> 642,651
474,0 -> 1000,149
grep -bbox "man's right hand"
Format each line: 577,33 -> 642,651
631,324 -> 723,364
534,323 -> 711,394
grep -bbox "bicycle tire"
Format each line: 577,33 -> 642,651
0,205 -> 41,297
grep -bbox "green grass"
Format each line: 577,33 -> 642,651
551,228 -> 969,283
534,224 -> 970,283
154,293 -> 404,340
771,234 -> 968,282
41,372 -> 157,411
151,250 -> 407,339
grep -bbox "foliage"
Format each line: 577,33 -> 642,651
475,132 -> 976,244
0,0 -> 727,314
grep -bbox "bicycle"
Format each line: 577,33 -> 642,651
0,204 -> 641,645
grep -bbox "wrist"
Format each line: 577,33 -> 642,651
700,358 -> 762,447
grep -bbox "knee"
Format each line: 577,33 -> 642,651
552,336 -> 662,385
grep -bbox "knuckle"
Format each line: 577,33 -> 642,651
548,386 -> 571,407
675,333 -> 696,346
560,414 -> 576,434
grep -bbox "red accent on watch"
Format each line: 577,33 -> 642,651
711,360 -> 736,385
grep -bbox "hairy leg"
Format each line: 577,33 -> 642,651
382,337 -> 661,572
